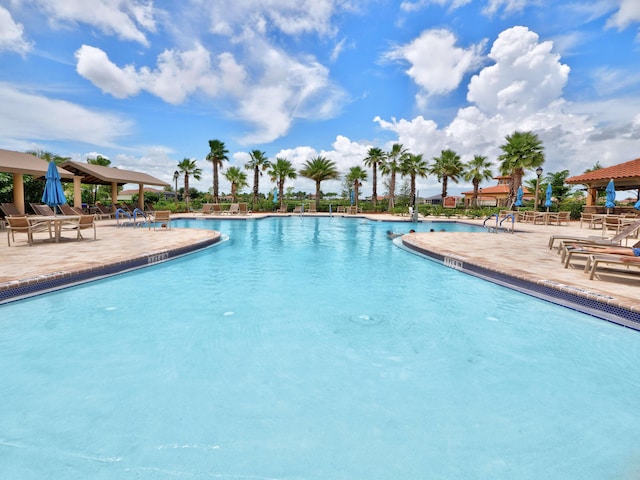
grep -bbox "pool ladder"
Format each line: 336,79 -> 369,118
483,213 -> 515,233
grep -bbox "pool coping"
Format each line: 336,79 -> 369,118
400,238 -> 640,331
0,233 -> 222,304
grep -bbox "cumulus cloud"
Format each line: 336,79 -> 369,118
75,38 -> 345,144
384,29 -> 485,108
0,82 -> 132,147
467,26 -> 570,117
0,7 -> 32,54
30,0 -> 155,45
372,25 -> 638,192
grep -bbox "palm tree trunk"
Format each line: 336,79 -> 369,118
253,167 -> 259,208
279,180 -> 285,209
472,179 -> 479,207
372,164 -> 377,206
388,172 -> 396,211
213,163 -> 219,203
184,174 -> 190,212
315,181 -> 321,211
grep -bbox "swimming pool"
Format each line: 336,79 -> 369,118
2,217 -> 640,479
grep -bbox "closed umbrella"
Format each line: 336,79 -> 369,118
41,161 -> 67,215
350,189 -> 354,206
273,188 -> 278,204
545,184 -> 553,212
634,198 -> 640,211
514,186 -> 524,207
605,179 -> 616,214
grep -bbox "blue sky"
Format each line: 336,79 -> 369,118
1,0 -> 639,197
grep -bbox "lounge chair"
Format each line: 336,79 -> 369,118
225,204 -> 240,215
199,203 -> 214,215
548,219 -> 640,250
148,210 -> 172,230
61,214 -> 97,240
277,204 -> 288,213
561,238 -> 640,269
6,216 -> 52,246
292,205 -> 303,214
30,203 -> 55,216
59,203 -> 84,215
1,202 -> 22,217
307,203 -> 317,213
211,204 -> 222,214
94,204 -> 115,219
238,203 -> 251,215
585,254 -> 640,280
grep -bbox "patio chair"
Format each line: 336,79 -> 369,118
238,203 -> 251,215
6,216 -> 52,246
61,214 -> 97,240
602,216 -> 621,236
211,204 -> 222,214
293,205 -> 303,214
579,212 -> 601,229
225,204 -> 240,215
547,211 -> 571,226
148,210 -> 172,230
277,204 -> 288,213
307,203 -> 317,213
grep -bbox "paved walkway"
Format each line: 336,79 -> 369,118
1,213 -> 638,321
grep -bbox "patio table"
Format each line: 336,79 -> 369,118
28,215 -> 80,243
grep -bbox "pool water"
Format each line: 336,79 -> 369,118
2,217 -> 640,479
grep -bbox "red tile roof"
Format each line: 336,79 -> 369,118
566,158 -> 640,186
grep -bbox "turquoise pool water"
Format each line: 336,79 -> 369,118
2,217 -> 640,479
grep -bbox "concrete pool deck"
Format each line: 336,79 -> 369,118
1,213 -> 639,324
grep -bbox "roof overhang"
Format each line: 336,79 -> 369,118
59,161 -> 170,187
0,149 -> 74,179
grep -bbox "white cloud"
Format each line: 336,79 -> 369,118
606,0 -> 640,30
0,82 -> 132,147
75,45 -> 141,99
467,26 -> 570,117
482,0 -> 529,16
400,0 -> 472,13
30,0 -> 155,45
384,29 -> 485,107
0,6 -> 32,54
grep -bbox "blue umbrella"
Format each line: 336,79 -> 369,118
273,188 -> 278,204
634,198 -> 640,211
41,161 -> 66,214
350,189 -> 354,206
605,179 -> 616,213
514,186 -> 524,207
545,183 -> 553,211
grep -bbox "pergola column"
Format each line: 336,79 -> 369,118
586,186 -> 597,206
73,176 -> 83,208
138,184 -> 144,210
12,173 -> 25,214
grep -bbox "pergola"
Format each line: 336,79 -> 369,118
566,157 -> 640,212
0,149 -> 74,214
59,161 -> 170,211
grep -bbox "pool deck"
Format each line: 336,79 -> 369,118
1,213 -> 639,325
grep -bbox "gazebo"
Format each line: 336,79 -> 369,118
59,161 -> 170,212
565,158 -> 640,213
0,149 -> 74,214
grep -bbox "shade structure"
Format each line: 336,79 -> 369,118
545,184 -> 553,211
273,188 -> 278,204
41,161 -> 67,214
514,186 -> 524,207
605,179 -> 616,212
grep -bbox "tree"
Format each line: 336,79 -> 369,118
380,143 -> 408,211
429,149 -> 464,201
346,166 -> 368,208
498,131 -> 544,206
401,153 -> 428,207
544,170 -> 571,202
206,139 -> 228,203
177,158 -> 202,212
224,166 -> 248,202
268,157 -> 297,209
244,150 -> 270,210
363,147 -> 385,207
87,155 -> 111,204
463,155 -> 493,208
299,156 -> 339,211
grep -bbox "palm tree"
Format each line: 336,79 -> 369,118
463,155 -> 493,208
429,149 -> 464,201
268,157 -> 297,209
346,166 -> 368,209
244,150 -> 270,211
498,131 -> 545,206
363,147 -> 385,207
224,166 -> 248,203
380,143 -> 408,211
299,156 -> 339,211
87,155 -> 111,204
177,158 -> 202,212
401,153 -> 428,207
206,139 -> 228,204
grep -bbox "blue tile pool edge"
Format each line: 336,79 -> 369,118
400,239 -> 640,330
0,235 -> 224,305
